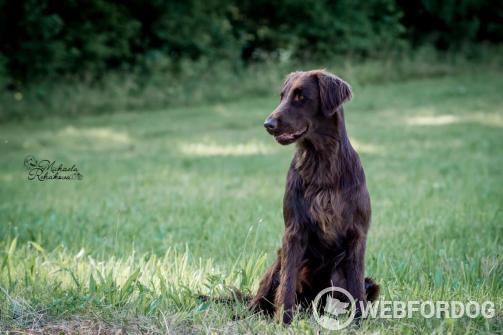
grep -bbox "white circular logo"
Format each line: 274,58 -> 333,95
312,286 -> 356,330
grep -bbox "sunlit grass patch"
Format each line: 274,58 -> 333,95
58,126 -> 132,144
405,114 -> 459,126
351,139 -> 384,154
470,112 -> 503,128
0,239 -> 270,333
404,113 -> 503,128
179,141 -> 275,157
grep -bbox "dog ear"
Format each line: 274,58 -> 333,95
315,71 -> 352,117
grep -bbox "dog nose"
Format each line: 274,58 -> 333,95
264,117 -> 278,131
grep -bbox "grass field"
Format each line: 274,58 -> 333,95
0,68 -> 502,334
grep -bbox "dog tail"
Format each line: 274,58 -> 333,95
364,277 -> 380,302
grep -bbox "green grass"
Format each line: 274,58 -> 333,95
0,68 -> 502,334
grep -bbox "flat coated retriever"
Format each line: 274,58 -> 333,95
248,69 -> 379,324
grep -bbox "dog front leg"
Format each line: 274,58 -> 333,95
274,227 -> 307,324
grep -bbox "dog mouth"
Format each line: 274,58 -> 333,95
274,126 -> 308,145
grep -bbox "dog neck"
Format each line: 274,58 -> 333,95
295,109 -> 358,187
293,109 -> 363,236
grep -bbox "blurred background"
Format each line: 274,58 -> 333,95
0,0 -> 501,120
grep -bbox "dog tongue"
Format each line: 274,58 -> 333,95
277,127 -> 305,141
278,133 -> 294,141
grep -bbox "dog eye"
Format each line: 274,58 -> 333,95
294,93 -> 304,102
280,92 -> 284,101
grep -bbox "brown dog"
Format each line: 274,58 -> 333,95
248,69 -> 379,324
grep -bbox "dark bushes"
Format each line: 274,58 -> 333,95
0,0 -> 501,82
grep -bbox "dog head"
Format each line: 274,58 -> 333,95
264,69 -> 352,145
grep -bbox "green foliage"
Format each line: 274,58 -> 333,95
0,0 -> 142,79
0,0 -> 501,82
399,0 -> 503,49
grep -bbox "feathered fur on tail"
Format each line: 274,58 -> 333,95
365,277 -> 380,302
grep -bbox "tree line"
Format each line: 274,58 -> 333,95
0,0 -> 501,82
